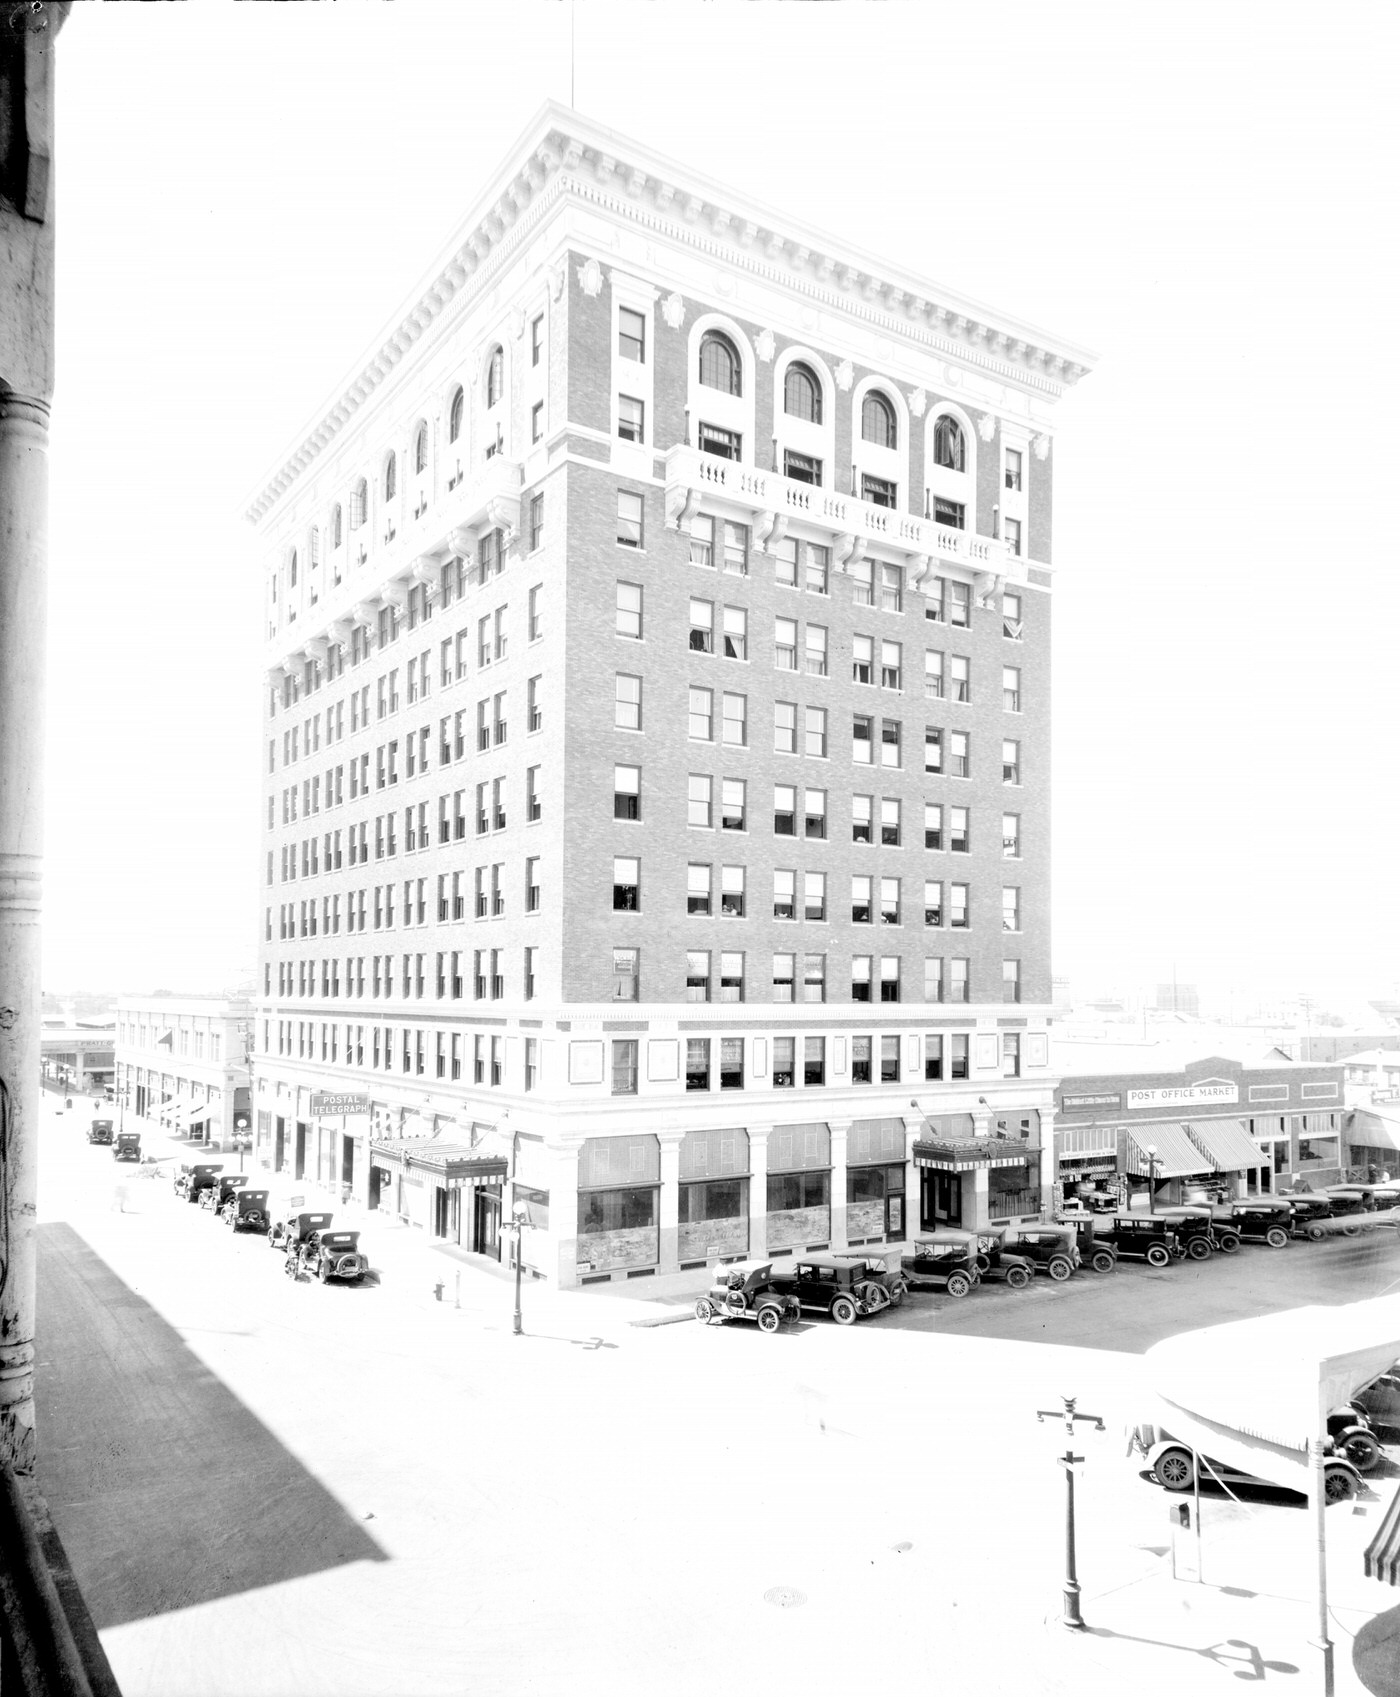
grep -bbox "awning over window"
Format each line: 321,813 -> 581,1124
370,1135 -> 509,1184
1349,1112 -> 1400,1154
186,1100 -> 220,1124
159,1096 -> 198,1122
1124,1123 -> 1210,1179
913,1137 -> 1033,1173
1185,1117 -> 1268,1173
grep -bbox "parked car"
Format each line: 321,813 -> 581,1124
1327,1405 -> 1383,1472
1056,1212 -> 1119,1272
1135,1425 -> 1362,1504
967,1226 -> 1038,1288
268,1208 -> 334,1253
200,1173 -> 249,1212
287,1229 -> 369,1285
1318,1188 -> 1370,1235
1354,1367 -> 1400,1435
1093,1213 -> 1183,1268
173,1161 -> 223,1203
87,1119 -> 114,1145
902,1230 -> 986,1297
1213,1200 -> 1293,1248
769,1254 -> 906,1324
112,1131 -> 142,1163
1286,1195 -> 1336,1240
222,1188 -> 271,1234
694,1261 -> 802,1332
1158,1206 -> 1240,1259
1005,1223 -> 1080,1280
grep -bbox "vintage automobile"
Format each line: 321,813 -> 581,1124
268,1208 -> 334,1253
1134,1424 -> 1363,1504
200,1172 -> 249,1212
1325,1186 -> 1396,1228
1213,1200 -> 1293,1248
287,1228 -> 369,1285
1158,1206 -> 1241,1260
112,1131 -> 142,1163
222,1188 -> 271,1234
1354,1367 -> 1400,1436
87,1119 -> 114,1145
1286,1195 -> 1336,1240
902,1230 -> 986,1297
1056,1213 -> 1119,1273
1093,1213 -> 1184,1268
694,1261 -> 802,1332
1317,1188 -> 1371,1235
769,1253 -> 907,1324
1326,1404 -> 1383,1472
173,1161 -> 223,1203
970,1226 -> 1039,1288
1005,1223 -> 1080,1280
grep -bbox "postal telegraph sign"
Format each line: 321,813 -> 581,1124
309,1093 -> 371,1117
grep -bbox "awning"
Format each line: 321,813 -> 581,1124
370,1133 -> 509,1184
159,1095 -> 197,1122
913,1137 -> 1035,1173
186,1100 -> 220,1124
1125,1123 -> 1210,1179
1366,1485 -> 1400,1586
1185,1117 -> 1268,1173
1349,1112 -> 1400,1154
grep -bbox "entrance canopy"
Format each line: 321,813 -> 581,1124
913,1136 -> 1031,1173
1185,1117 -> 1266,1172
370,1130 -> 509,1185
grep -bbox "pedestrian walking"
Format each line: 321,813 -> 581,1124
111,1180 -> 129,1214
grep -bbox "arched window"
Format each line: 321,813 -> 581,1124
861,391 -> 897,450
933,415 -> 965,472
784,363 -> 821,424
309,526 -> 320,567
289,549 -> 298,587
384,454 -> 396,502
699,331 -> 741,396
448,387 -> 464,444
486,348 -> 504,409
351,478 -> 368,530
332,504 -> 343,548
414,425 -> 427,476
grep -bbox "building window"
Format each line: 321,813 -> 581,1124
932,496 -> 965,531
1002,887 -> 1021,932
924,1032 -> 944,1077
773,869 -> 796,921
613,857 -> 639,911
531,402 -> 544,445
722,521 -> 749,575
1003,740 -> 1021,785
880,876 -> 900,926
1005,447 -> 1023,491
802,952 -> 826,1003
610,1040 -> 639,1095
615,673 -> 641,731
722,605 -> 747,661
486,347 -> 503,409
618,306 -> 646,362
784,362 -> 821,423
949,884 -> 969,929
774,616 -> 798,671
1002,813 -> 1021,858
950,655 -> 970,703
881,640 -> 902,691
804,705 -> 827,758
862,474 -> 896,509
699,421 -> 741,461
719,951 -> 744,1002
880,563 -> 903,613
618,395 -> 644,443
614,763 -> 641,820
852,956 -> 872,1002
773,1033 -> 795,1083
804,1034 -> 825,1083
688,774 -> 713,829
448,388 -> 464,444
924,880 -> 943,928
861,391 -> 897,449
689,513 -> 714,568
880,719 -> 901,768
880,956 -> 901,1003
933,415 -> 965,471
784,449 -> 822,485
852,794 -> 872,843
688,864 -> 713,917
1003,960 -> 1021,1005
722,693 -> 747,747
529,587 -> 543,642
800,787 -> 825,840
949,959 -> 969,1005
949,807 -> 969,853
775,701 -> 797,754
853,713 -> 873,764
850,559 -> 874,607
1002,1032 -> 1021,1077
721,778 -> 746,832
616,490 -> 645,550
616,581 -> 643,639
1003,667 -> 1021,713
686,1037 -> 711,1089
852,875 -> 873,925
613,947 -> 639,1001
1002,590 -> 1023,640
853,635 -> 873,686
1003,517 -> 1022,558
804,625 -> 828,678
948,731 -> 969,778
720,1037 -> 744,1091
880,797 -> 901,846
689,686 -> 714,741
774,785 -> 797,836
688,598 -> 714,654
804,872 -> 826,923
699,331 -> 742,396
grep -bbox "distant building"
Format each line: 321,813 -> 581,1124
1154,982 -> 1199,1018
114,996 -> 252,1147
38,1024 -> 115,1095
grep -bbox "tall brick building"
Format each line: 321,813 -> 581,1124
245,105 -> 1095,1286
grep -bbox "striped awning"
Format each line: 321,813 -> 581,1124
1125,1123 -> 1211,1180
1185,1118 -> 1267,1173
370,1137 -> 508,1184
1366,1484 -> 1400,1586
913,1137 -> 1033,1173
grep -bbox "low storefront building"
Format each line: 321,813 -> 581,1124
1054,1049 -> 1347,1207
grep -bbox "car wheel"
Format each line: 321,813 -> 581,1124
1217,1233 -> 1241,1255
283,1257 -> 296,1279
945,1271 -> 972,1298
1307,1224 -> 1326,1241
1186,1237 -> 1211,1261
857,1282 -> 888,1311
1092,1250 -> 1116,1274
1341,1430 -> 1382,1472
1155,1447 -> 1196,1491
694,1298 -> 715,1323
831,1296 -> 858,1326
889,1282 -> 907,1307
757,1306 -> 782,1334
1146,1245 -> 1171,1268
1047,1258 -> 1072,1281
1265,1227 -> 1289,1249
1006,1266 -> 1031,1290
1324,1465 -> 1358,1504
1343,1223 -> 1363,1238
317,1261 -> 330,1284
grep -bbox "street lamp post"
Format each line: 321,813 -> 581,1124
1036,1395 -> 1105,1629
1146,1143 -> 1159,1214
510,1203 -> 528,1336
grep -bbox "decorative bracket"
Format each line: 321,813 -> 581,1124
973,570 -> 1005,609
833,532 -> 867,575
665,482 -> 702,532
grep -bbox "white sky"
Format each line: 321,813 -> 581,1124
43,0 -> 1400,1007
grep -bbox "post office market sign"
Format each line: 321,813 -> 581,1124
1125,1083 -> 1239,1110
309,1093 -> 371,1117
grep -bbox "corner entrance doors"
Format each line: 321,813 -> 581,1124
473,1188 -> 501,1259
921,1170 -> 961,1229
294,1122 -> 307,1181
341,1135 -> 354,1194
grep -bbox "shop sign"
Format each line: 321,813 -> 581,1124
1126,1083 -> 1238,1110
309,1092 -> 371,1116
1063,1093 -> 1122,1110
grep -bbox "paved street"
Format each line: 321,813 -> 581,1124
32,1095 -> 1400,1697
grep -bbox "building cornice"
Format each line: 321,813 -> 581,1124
242,102 -> 1097,528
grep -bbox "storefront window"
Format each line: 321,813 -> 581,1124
767,1171 -> 829,1212
1297,1137 -> 1339,1167
679,1178 -> 747,1223
578,1187 -> 657,1234
847,1164 -> 905,1202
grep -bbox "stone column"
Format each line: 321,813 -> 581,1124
748,1127 -> 770,1258
828,1120 -> 851,1250
901,1115 -> 925,1243
968,1166 -> 990,1230
549,1135 -> 582,1287
657,1128 -> 684,1274
1038,1105 -> 1058,1216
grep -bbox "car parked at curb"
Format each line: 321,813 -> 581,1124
695,1261 -> 802,1332
112,1131 -> 142,1163
174,1161 -> 223,1204
222,1188 -> 271,1234
1209,1199 -> 1293,1248
200,1173 -> 249,1213
1090,1213 -> 1184,1268
268,1208 -> 334,1252
1158,1206 -> 1240,1259
87,1119 -> 114,1145
287,1229 -> 369,1285
1056,1213 -> 1119,1272
1005,1223 -> 1080,1280
769,1253 -> 907,1324
902,1230 -> 986,1297
1135,1425 -> 1363,1504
